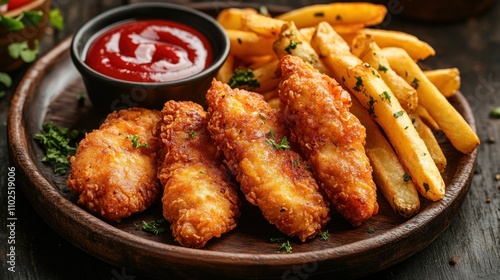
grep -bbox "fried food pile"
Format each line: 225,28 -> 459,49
67,2 -> 480,248
66,56 -> 378,247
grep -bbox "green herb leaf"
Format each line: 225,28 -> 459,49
228,67 -> 260,90
126,135 -> 150,148
266,136 -> 290,150
410,77 -> 420,89
22,10 -> 43,25
353,76 -> 363,92
34,123 -> 80,174
320,230 -> 330,241
277,240 -> 292,253
490,107 -> 500,119
0,14 -> 25,31
393,110 -> 404,118
140,219 -> 166,235
0,72 -> 12,88
285,39 -> 300,54
403,172 -> 411,182
378,64 -> 388,73
49,8 -> 64,30
8,40 -> 39,63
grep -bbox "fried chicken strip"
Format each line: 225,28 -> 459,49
278,55 -> 378,227
158,101 -> 240,248
67,108 -> 162,222
206,79 -> 330,242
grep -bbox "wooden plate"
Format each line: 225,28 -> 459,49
8,3 -> 478,280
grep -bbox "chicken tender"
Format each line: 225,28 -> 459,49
158,101 -> 240,248
67,108 -> 162,222
278,55 -> 378,227
206,79 -> 330,242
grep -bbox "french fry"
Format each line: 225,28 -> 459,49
350,97 -> 420,218
410,113 -> 447,173
273,21 -> 329,75
226,29 -> 276,57
339,28 -> 435,61
313,21 -> 445,201
414,105 -> 440,130
299,27 -> 317,43
216,8 -> 257,30
275,3 -> 387,29
252,60 -> 281,93
216,53 -> 235,84
381,47 -> 480,154
351,33 -> 418,112
241,13 -> 286,38
424,68 -> 461,97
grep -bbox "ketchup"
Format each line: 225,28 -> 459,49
85,19 -> 213,83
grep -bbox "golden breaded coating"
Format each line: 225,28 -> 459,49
158,100 -> 241,248
67,108 -> 162,222
206,79 -> 330,242
278,55 -> 378,227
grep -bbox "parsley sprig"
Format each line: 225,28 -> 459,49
126,135 -> 150,148
265,130 -> 290,150
135,219 -> 167,235
228,67 -> 260,90
34,123 -> 80,175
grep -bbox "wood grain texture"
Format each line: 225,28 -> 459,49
1,1 -> 499,280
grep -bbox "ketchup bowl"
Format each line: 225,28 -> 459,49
70,3 -> 229,111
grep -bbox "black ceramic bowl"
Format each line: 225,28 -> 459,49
70,3 -> 229,111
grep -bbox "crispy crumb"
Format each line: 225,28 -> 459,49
486,197 -> 493,203
449,256 -> 459,266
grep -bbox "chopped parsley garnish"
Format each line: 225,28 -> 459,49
137,219 -> 167,235
353,76 -> 364,92
259,113 -> 267,124
189,131 -> 196,137
34,123 -> 80,175
393,110 -> 404,118
367,227 -> 375,234
266,135 -> 290,150
270,237 -> 292,253
490,107 -> 500,118
274,240 -> 292,253
320,230 -> 330,241
285,39 -> 300,54
228,67 -> 260,90
380,91 -> 391,103
367,96 -> 377,118
292,158 -> 300,167
410,77 -> 420,89
378,64 -> 388,73
126,135 -> 150,148
403,172 -> 411,182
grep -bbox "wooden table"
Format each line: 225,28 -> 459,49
1,1 -> 499,279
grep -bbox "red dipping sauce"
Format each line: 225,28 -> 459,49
85,19 -> 213,83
